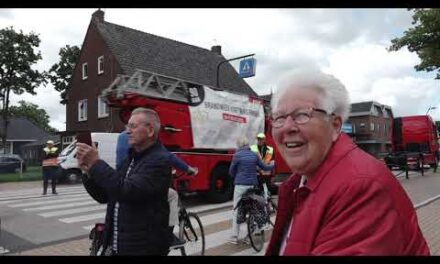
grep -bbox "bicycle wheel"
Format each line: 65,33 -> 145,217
89,227 -> 99,256
247,213 -> 265,252
179,212 -> 205,256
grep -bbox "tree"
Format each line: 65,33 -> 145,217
48,45 -> 80,104
0,26 -> 46,153
388,9 -> 440,79
6,100 -> 58,134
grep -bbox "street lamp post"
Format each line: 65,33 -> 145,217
216,53 -> 255,89
426,106 -> 437,115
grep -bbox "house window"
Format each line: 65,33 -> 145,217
82,63 -> 88,80
370,122 -> 375,131
360,122 -> 365,128
98,96 -> 109,118
98,56 -> 104,75
0,142 -> 12,154
63,136 -> 74,145
78,99 -> 88,121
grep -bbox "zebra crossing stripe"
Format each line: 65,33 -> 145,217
0,186 -> 85,198
23,201 -> 98,211
39,205 -> 106,218
59,212 -> 106,223
0,189 -> 87,202
0,192 -> 87,205
9,196 -> 92,208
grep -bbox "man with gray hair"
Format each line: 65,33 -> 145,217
266,69 -> 429,255
76,107 -> 172,255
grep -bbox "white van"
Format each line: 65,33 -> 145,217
57,133 -> 120,183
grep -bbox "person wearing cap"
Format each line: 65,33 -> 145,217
250,132 -> 274,200
42,140 -> 59,195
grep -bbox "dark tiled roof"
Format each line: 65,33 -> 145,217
97,21 -> 257,97
22,135 -> 61,147
0,117 -> 50,141
350,101 -> 373,113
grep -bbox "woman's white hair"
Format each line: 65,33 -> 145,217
271,68 -> 351,122
236,137 -> 249,148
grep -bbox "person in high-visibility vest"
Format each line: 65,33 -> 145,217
250,133 -> 274,200
42,140 -> 59,195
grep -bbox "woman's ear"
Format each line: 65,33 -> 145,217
331,115 -> 342,142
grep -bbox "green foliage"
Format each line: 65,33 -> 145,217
0,26 -> 46,97
0,26 -> 46,153
7,100 -> 58,133
48,45 -> 81,104
0,166 -> 42,183
389,9 -> 440,79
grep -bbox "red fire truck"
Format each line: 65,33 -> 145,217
384,115 -> 439,177
102,69 -> 290,203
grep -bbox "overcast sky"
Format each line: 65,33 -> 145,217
1,8 -> 439,131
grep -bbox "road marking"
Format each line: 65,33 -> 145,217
0,192 -> 87,205
60,212 -> 106,223
190,201 -> 233,214
0,186 -> 85,198
414,194 -> 440,209
39,205 -> 106,217
23,201 -> 98,211
0,190 -> 86,202
9,196 -> 92,208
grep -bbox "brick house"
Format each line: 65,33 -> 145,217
349,101 -> 394,157
64,9 -> 256,147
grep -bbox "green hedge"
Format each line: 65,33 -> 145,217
0,166 -> 42,183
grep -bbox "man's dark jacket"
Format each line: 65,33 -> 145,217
82,140 -> 172,255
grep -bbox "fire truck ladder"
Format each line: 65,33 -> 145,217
102,69 -> 208,104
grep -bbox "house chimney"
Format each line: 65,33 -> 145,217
92,9 -> 105,23
211,45 -> 222,55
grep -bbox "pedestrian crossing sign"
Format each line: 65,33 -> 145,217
239,58 -> 256,78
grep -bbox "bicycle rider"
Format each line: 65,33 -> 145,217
228,136 -> 274,245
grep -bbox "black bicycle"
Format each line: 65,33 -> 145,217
89,223 -> 105,256
242,186 -> 277,252
172,170 -> 206,256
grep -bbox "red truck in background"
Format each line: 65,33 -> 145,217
384,115 -> 439,177
102,69 -> 291,203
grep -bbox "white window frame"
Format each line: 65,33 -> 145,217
97,56 -> 104,75
78,99 -> 88,122
98,96 -> 109,118
82,62 -> 88,80
62,136 -> 74,145
360,122 -> 365,128
370,122 -> 375,131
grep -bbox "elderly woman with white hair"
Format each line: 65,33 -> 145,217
228,136 -> 274,245
266,68 -> 429,256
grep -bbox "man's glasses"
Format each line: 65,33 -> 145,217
271,107 -> 332,128
125,122 -> 148,130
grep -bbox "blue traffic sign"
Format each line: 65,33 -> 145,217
239,58 -> 256,78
